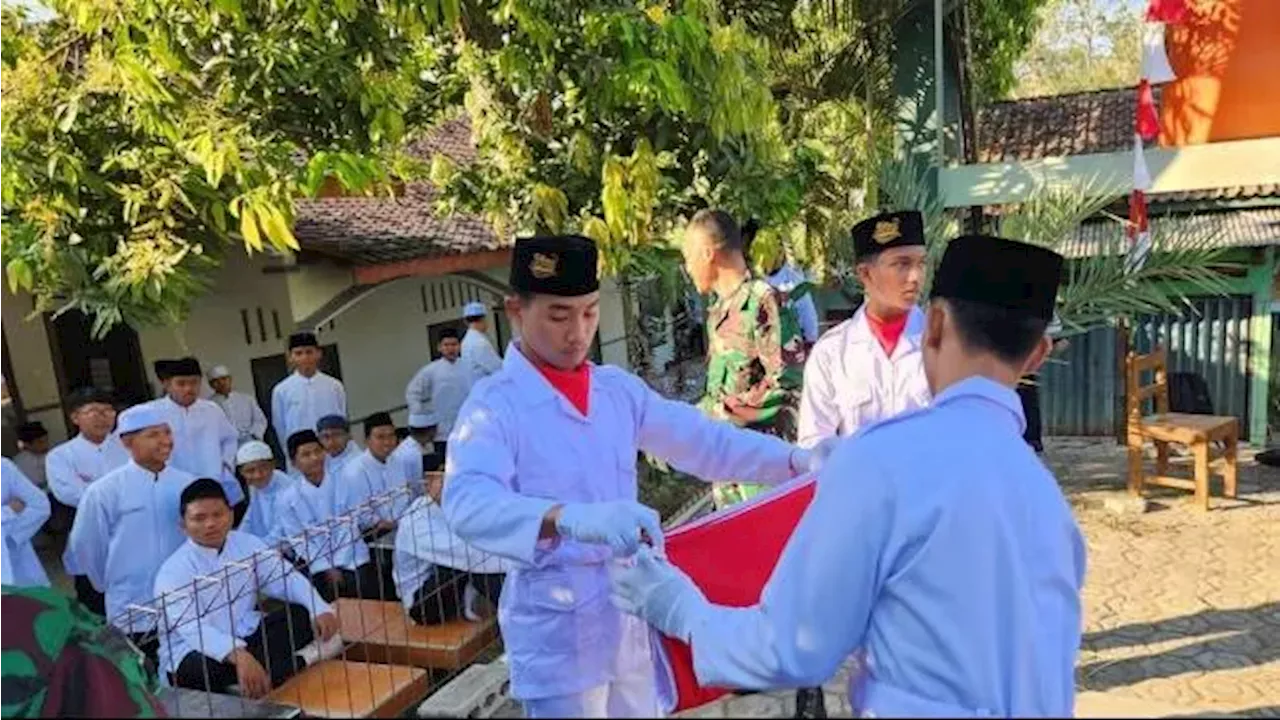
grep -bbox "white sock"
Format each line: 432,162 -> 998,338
463,582 -> 480,623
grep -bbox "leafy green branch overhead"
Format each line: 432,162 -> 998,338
1,0 -> 457,335
423,0 -> 817,282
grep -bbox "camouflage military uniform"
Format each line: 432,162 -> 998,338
698,277 -> 807,508
1,586 -> 165,718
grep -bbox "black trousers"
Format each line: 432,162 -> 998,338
310,564 -> 381,603
74,575 -> 106,616
407,566 -> 504,626
128,632 -> 161,679
1017,373 -> 1044,453
170,604 -> 314,693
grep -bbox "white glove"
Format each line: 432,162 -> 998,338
609,546 -> 706,642
789,436 -> 842,475
556,501 -> 665,556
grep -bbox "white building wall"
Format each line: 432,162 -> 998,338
135,250 -> 295,403
2,290 -> 68,440
2,251 -> 635,445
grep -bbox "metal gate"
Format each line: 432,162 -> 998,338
1041,296 -> 1254,436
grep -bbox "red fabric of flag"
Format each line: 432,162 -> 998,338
1146,0 -> 1189,24
1136,79 -> 1161,141
658,476 -> 818,713
1128,190 -> 1149,240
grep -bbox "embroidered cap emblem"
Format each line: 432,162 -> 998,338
872,218 -> 901,244
530,252 -> 559,279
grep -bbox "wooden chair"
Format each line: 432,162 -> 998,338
334,598 -> 498,670
1125,346 -> 1239,510
267,660 -> 428,719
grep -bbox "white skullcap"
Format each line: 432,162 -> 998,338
236,440 -> 274,466
408,413 -> 436,428
462,301 -> 487,319
116,404 -> 169,435
208,364 -> 231,380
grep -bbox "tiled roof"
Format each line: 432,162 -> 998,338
974,86 -> 1278,204
975,86 -> 1146,163
294,116 -> 501,266
1059,207 -> 1280,258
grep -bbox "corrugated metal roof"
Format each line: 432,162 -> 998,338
1060,207 -> 1280,258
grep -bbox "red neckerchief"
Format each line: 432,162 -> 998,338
532,357 -> 591,416
866,310 -> 908,357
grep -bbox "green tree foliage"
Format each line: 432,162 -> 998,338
1,0 -> 454,335
1011,0 -> 1143,98
425,0 -> 816,282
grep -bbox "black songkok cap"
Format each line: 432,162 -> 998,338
153,359 -> 177,381
438,328 -> 460,341
169,357 -> 202,378
509,235 -> 600,297
930,235 -> 1064,321
363,411 -> 395,436
67,386 -> 115,412
289,331 -> 319,350
851,211 -> 925,261
17,421 -> 47,443
287,429 -> 322,459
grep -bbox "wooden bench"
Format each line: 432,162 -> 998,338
1126,346 -> 1239,510
335,598 -> 499,670
267,660 -> 428,719
155,687 -> 301,719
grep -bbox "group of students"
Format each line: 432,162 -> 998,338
2,207 -> 1088,718
0,326 -> 510,700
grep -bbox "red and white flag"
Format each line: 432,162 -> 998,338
655,475 -> 818,713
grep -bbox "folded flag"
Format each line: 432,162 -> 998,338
656,475 -> 818,713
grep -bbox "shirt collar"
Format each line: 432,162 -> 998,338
932,375 -> 1026,434
847,305 -> 925,351
188,537 -> 229,561
502,341 -> 589,410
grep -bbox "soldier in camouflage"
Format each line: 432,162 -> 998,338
682,210 -> 822,718
682,211 -> 808,507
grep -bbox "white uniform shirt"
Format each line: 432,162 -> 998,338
146,396 -> 243,506
276,472 -> 370,574
2,458 -> 51,587
340,449 -> 411,528
154,531 -> 332,674
462,327 -> 503,381
46,434 -> 129,508
393,496 -> 511,613
443,344 -> 799,700
405,357 -> 473,437
240,470 -> 297,547
66,461 -> 197,632
270,371 -> 346,448
766,264 -> 820,344
797,305 -> 931,448
210,390 -> 268,442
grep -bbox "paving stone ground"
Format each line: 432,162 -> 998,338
663,436 -> 1280,719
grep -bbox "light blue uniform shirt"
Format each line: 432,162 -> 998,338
240,470 -> 296,547
684,377 -> 1086,717
340,449 -> 412,529
443,346 -> 798,701
276,471 -> 370,574
2,458 -> 51,587
66,460 -> 197,633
